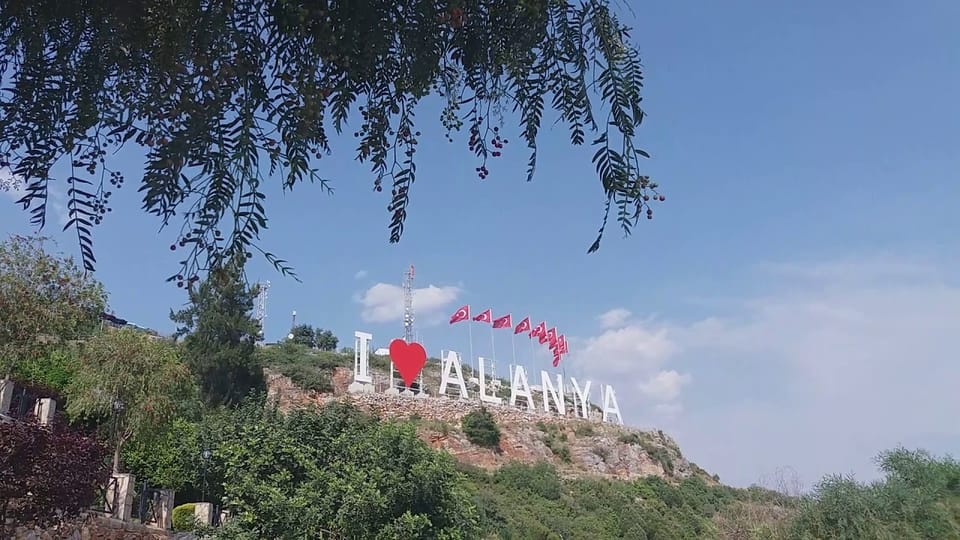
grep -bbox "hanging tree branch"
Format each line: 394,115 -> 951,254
0,0 -> 664,283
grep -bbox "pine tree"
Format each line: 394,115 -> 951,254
170,258 -> 264,407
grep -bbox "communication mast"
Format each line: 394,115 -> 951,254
255,280 -> 270,341
403,265 -> 415,343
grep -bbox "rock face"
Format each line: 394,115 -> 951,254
266,368 -> 712,483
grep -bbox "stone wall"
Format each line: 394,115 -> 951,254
10,515 -> 183,540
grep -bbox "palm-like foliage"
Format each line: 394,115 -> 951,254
0,0 -> 661,279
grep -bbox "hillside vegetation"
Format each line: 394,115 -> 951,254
5,236 -> 959,539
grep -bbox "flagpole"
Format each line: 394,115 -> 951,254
510,331 -> 517,377
528,333 -> 536,375
468,318 -> 475,379
490,326 -> 497,379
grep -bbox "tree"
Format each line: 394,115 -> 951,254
212,401 -> 480,538
0,1 -> 663,279
171,259 -> 265,407
315,329 -> 338,352
0,235 -> 106,377
288,324 -> 316,348
66,328 -> 194,473
462,407 -> 501,449
0,418 -> 109,535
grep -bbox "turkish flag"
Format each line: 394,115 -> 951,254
492,314 -> 512,329
557,335 -> 568,354
552,349 -> 562,367
546,327 -> 558,348
473,308 -> 493,323
529,321 -> 546,339
514,317 -> 531,334
449,305 -> 470,324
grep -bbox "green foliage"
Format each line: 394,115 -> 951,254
789,448 -> 960,540
170,259 -> 265,407
315,328 -> 338,352
0,235 -> 106,375
286,325 -> 339,352
123,417 -> 201,492
462,407 -> 501,449
11,348 -> 79,396
66,328 -> 195,473
573,422 -> 596,437
537,421 -> 571,463
256,341 -> 352,393
475,462 -> 737,538
617,432 -> 641,445
0,1 -> 662,278
422,419 -> 453,436
212,401 -> 480,539
172,503 -> 197,531
288,324 -> 316,348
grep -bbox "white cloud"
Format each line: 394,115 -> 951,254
1,168 -> 25,201
597,307 -> 632,329
357,282 -> 461,325
638,370 -> 691,402
354,270 -> 368,280
571,256 -> 960,489
2,169 -> 68,227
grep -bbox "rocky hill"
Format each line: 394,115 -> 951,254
264,363 -> 716,484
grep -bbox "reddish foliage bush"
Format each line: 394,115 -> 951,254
0,418 -> 109,532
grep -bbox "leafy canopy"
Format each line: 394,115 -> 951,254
0,418 -> 109,535
0,235 -> 106,375
212,401 -> 480,539
66,328 -> 195,472
170,259 -> 264,407
0,0 -> 661,280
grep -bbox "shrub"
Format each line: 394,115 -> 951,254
537,422 -> 571,463
462,407 -> 501,449
495,462 -> 564,501
573,423 -> 595,437
617,432 -> 641,445
422,419 -> 452,436
0,418 -> 109,535
172,503 -> 197,531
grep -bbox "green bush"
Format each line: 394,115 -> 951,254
172,503 -> 197,531
462,407 -> 501,449
537,422 -> 572,463
617,432 -> 641,445
573,423 -> 595,437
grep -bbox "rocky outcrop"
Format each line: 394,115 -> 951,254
266,368 -> 711,483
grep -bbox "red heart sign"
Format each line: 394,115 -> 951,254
389,338 -> 427,388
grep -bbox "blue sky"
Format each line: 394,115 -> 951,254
3,0 -> 958,489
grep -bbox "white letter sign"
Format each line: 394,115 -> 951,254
569,378 -> 592,419
510,365 -> 535,410
438,350 -> 469,399
602,384 -> 624,425
540,371 -> 565,414
478,357 -> 503,405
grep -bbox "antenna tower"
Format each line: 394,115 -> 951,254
255,280 -> 271,339
403,265 -> 415,343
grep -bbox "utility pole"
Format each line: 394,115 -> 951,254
255,280 -> 270,344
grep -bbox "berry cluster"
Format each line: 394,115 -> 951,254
91,192 -> 112,225
490,127 -> 508,157
173,273 -> 200,288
